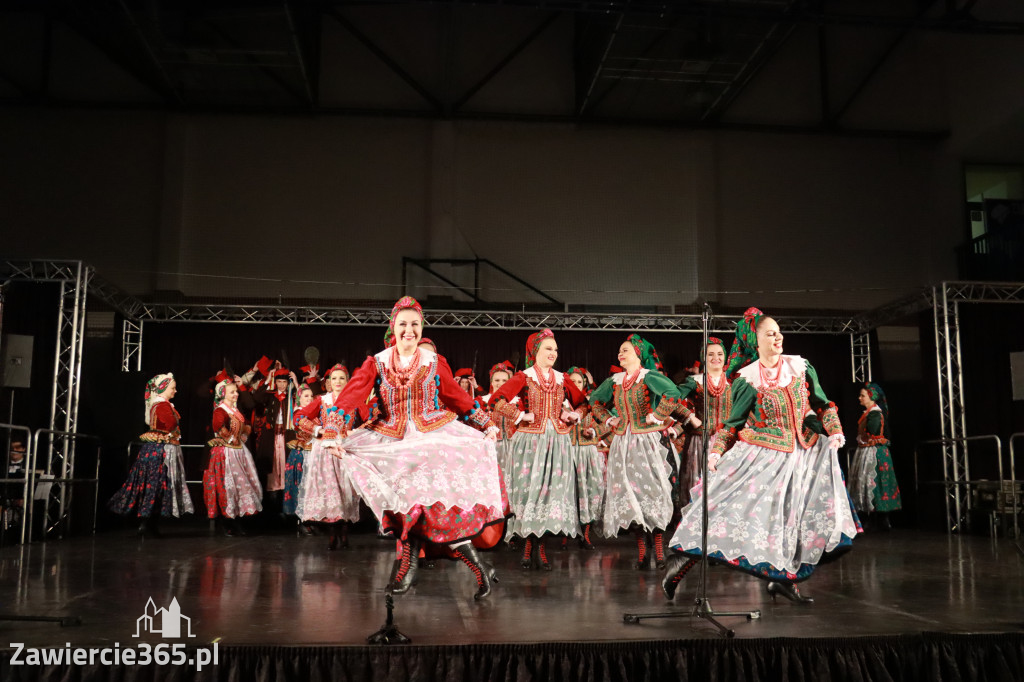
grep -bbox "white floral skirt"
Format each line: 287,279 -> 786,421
337,420 -> 504,522
601,428 -> 674,536
670,436 -> 859,581
504,422 -> 580,538
203,444 -> 263,519
574,444 -> 606,526
296,440 -> 362,523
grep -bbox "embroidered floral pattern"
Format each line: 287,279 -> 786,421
670,438 -> 860,578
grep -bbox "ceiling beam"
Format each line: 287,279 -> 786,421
326,8 -> 444,113
203,19 -> 309,106
830,0 -> 942,125
385,0 -> 1024,35
283,0 -> 316,108
0,95 -> 951,140
577,11 -> 625,116
115,0 -> 185,106
701,19 -> 796,123
582,16 -> 680,117
57,5 -> 182,105
454,11 -> 560,113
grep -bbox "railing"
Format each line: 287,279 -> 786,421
0,423 -> 35,544
28,429 -> 101,542
914,434 -> 1018,537
1009,433 -> 1024,539
955,228 -> 1024,281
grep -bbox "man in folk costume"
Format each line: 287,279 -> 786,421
454,368 -> 480,398
253,366 -> 296,523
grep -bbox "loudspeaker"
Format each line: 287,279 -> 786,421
1,334 -> 33,389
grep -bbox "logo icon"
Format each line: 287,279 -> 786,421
134,597 -> 195,638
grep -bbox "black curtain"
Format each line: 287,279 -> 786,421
2,633 -> 1023,682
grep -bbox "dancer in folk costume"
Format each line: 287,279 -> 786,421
674,337 -> 732,505
589,335 -> 682,570
489,330 -> 588,570
109,373 -> 194,536
663,308 -> 860,604
480,361 -> 517,492
203,380 -> 263,535
283,383 -> 316,536
295,363 -> 361,550
253,367 -> 299,522
454,368 -> 480,398
310,297 -> 507,599
848,382 -> 902,530
566,366 -> 605,550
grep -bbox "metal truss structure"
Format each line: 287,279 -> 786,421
850,332 -> 872,384
127,302 -> 856,334
850,280 -> 1024,532
928,282 -> 1024,532
0,260 -> 91,538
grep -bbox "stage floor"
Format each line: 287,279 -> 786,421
1,525 -> 1023,647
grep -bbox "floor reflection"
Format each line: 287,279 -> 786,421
1,527 -> 1023,646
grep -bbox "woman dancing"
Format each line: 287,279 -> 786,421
203,380 -> 264,535
590,335 -> 681,569
109,373 -> 194,536
662,308 -> 859,604
312,297 -> 507,599
489,330 -> 587,570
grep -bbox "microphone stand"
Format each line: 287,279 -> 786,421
623,302 -> 760,638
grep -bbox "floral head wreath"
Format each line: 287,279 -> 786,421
384,296 -> 425,348
697,336 -> 727,372
214,379 -> 234,406
725,307 -> 765,378
144,373 -> 174,426
489,360 -> 514,380
326,363 -> 349,380
145,373 -> 174,402
626,334 -> 664,373
525,329 -> 555,369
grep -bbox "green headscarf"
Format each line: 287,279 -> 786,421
626,334 -> 664,373
864,382 -> 888,418
725,307 -> 765,378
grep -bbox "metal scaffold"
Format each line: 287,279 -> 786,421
0,260 -> 92,537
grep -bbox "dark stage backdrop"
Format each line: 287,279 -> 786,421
0,282 -> 59,432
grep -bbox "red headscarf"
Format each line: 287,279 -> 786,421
326,363 -> 349,379
384,296 -> 424,347
525,329 -> 555,369
489,360 -> 514,379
